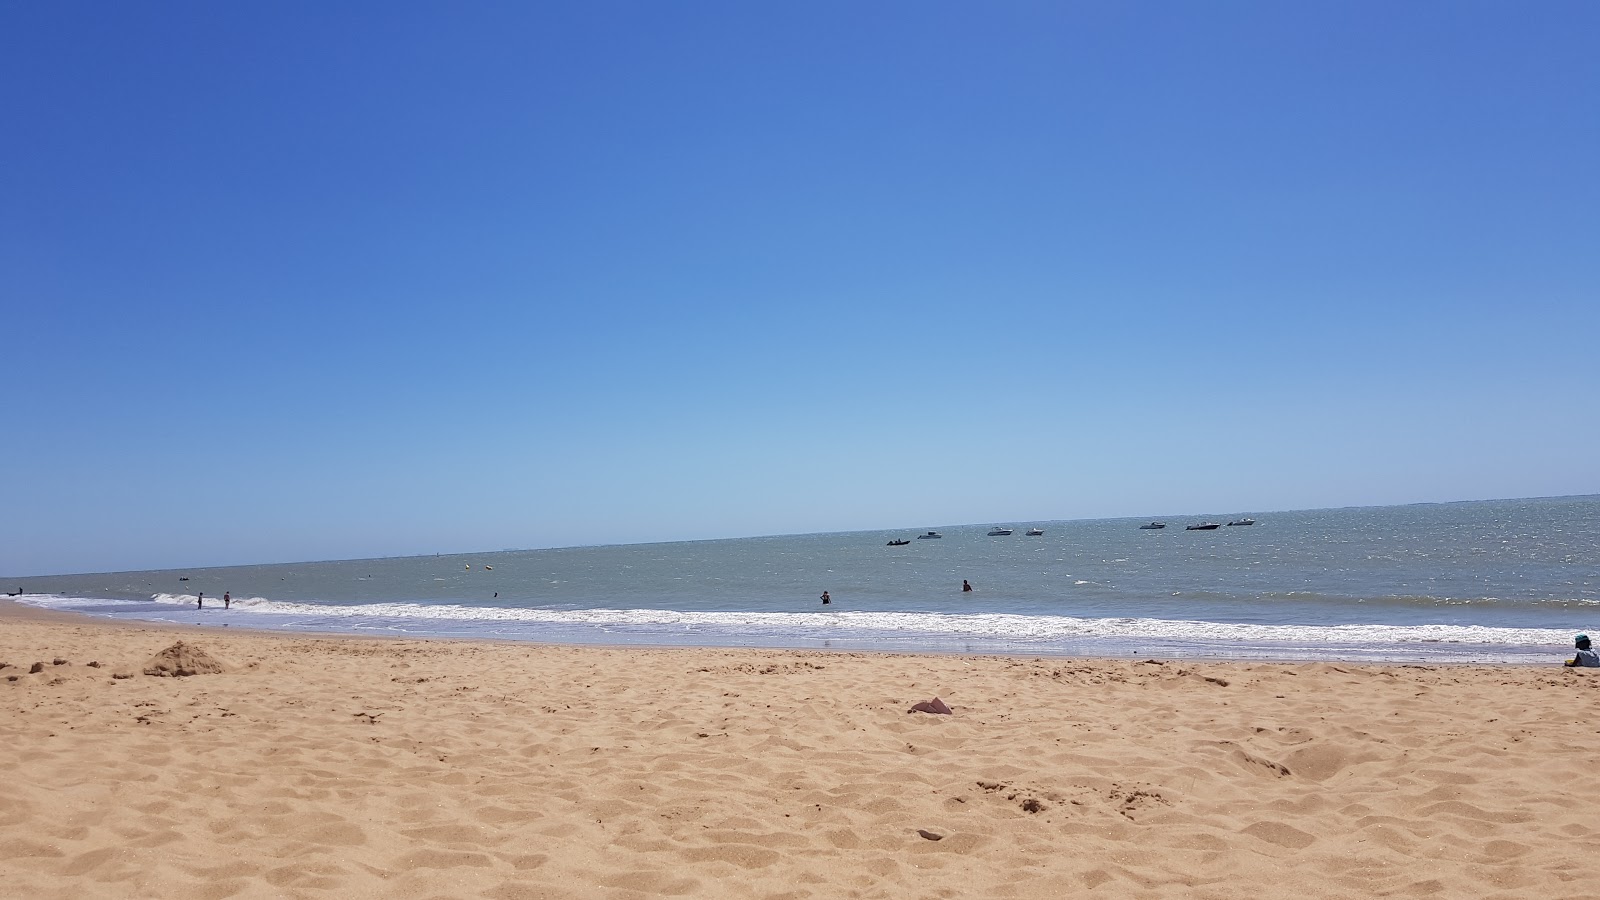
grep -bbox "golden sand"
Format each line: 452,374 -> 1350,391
1,601 -> 1596,898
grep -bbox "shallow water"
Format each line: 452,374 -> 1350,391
13,495 -> 1598,663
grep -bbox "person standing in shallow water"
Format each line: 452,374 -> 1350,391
223,591 -> 230,610
196,593 -> 203,609
962,580 -> 973,593
820,591 -> 831,605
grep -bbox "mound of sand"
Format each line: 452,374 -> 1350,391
142,641 -> 228,677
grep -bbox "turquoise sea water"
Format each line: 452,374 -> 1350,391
11,496 -> 1598,663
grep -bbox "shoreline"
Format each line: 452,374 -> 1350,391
5,597 -> 1566,667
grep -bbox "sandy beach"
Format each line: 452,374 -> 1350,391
1,601 -> 1596,899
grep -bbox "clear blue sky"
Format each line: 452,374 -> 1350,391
3,2 -> 1597,575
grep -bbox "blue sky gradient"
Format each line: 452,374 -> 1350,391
4,2 -> 1597,574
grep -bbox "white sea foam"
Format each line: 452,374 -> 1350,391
22,593 -> 1571,648
148,593 -> 272,607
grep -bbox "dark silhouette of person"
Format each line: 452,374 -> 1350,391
197,592 -> 204,609
223,591 -> 230,609
820,591 -> 831,605
962,580 -> 973,593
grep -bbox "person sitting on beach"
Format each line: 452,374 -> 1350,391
1564,634 -> 1599,667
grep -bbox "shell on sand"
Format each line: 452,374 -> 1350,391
142,641 -> 228,677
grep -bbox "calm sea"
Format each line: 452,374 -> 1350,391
11,496 -> 1598,663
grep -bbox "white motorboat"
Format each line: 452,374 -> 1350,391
1025,527 -> 1044,536
916,531 -> 942,539
987,527 -> 1014,536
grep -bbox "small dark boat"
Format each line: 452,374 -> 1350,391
1186,522 -> 1221,531
1139,522 -> 1166,530
1226,518 -> 1256,526
887,539 -> 911,546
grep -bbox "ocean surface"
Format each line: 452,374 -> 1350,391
10,496 -> 1599,663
